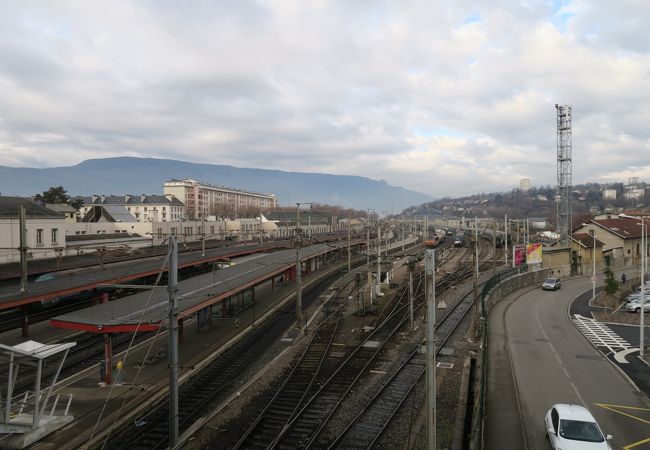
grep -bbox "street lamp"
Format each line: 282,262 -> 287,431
620,214 -> 646,357
592,231 -> 597,302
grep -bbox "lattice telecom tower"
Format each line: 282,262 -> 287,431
556,104 -> 572,247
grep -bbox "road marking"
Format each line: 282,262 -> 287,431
570,381 -> 586,406
614,348 -> 641,364
624,437 -> 650,449
572,314 -> 633,353
594,403 -> 650,425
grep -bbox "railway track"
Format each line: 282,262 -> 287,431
102,264 -> 358,450
321,266 -> 522,450
233,305 -> 342,450
225,243 -> 475,450
324,272 -> 486,450
267,288 -> 413,450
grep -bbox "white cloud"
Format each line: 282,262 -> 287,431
0,0 -> 649,200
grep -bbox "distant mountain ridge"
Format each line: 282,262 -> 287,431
0,157 -> 432,212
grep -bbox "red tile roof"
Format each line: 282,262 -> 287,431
593,217 -> 650,239
573,233 -> 603,248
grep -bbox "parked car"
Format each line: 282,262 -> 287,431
545,404 -> 612,449
625,293 -> 644,304
543,278 -> 561,290
625,298 -> 650,313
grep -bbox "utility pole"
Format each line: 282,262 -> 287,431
473,220 -> 480,340
408,259 -> 415,331
505,214 -> 509,266
367,213 -> 373,304
296,205 -> 303,330
492,220 -> 496,274
355,272 -> 364,330
348,211 -> 351,273
376,224 -> 381,297
167,236 -> 179,448
259,212 -> 263,245
295,202 -> 311,331
424,249 -> 436,450
201,216 -> 206,257
641,218 -> 646,357
19,205 -> 27,292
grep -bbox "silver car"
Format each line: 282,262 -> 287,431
543,278 -> 561,290
625,298 -> 650,313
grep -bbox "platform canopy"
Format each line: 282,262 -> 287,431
50,242 -> 356,333
0,340 -> 76,362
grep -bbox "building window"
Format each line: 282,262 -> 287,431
171,227 -> 177,236
157,228 -> 163,239
51,228 -> 58,244
36,229 -> 43,245
210,226 -> 215,235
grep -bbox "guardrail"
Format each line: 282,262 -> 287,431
469,265 -> 548,449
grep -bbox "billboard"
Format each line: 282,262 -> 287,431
513,246 -> 526,267
526,243 -> 543,265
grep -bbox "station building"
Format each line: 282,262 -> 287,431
0,197 -> 68,263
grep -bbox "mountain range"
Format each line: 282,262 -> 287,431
0,157 -> 432,212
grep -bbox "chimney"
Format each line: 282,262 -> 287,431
91,195 -> 98,204
100,195 -> 105,203
141,194 -> 146,203
125,194 -> 131,203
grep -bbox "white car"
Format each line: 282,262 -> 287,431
625,298 -> 650,313
545,404 -> 612,449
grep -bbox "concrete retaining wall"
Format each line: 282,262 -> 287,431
485,269 -> 549,312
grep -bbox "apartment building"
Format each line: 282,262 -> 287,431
164,178 -> 277,219
77,194 -> 185,222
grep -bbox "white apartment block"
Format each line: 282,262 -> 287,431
77,194 -> 186,223
164,178 -> 277,219
602,188 -> 617,201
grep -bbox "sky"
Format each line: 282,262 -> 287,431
0,0 -> 649,199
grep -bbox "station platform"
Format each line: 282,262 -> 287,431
0,243 -> 282,309
28,257 -> 350,450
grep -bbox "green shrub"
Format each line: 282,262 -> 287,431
604,268 -> 619,295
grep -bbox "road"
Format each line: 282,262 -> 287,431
493,276 -> 650,449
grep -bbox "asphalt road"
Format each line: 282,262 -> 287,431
501,277 -> 650,449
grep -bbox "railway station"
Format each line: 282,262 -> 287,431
50,242 -> 363,384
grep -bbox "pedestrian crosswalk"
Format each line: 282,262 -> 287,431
572,314 -> 633,354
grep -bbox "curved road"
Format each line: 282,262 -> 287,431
488,276 -> 650,449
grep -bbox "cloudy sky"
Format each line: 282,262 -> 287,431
0,1 -> 648,198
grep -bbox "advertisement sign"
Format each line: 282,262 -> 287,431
526,243 -> 543,265
513,246 -> 526,267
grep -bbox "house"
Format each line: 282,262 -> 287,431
571,233 -> 604,275
573,216 -> 650,268
0,196 -> 67,263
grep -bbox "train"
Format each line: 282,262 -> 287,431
424,234 -> 445,249
453,235 -> 465,247
479,228 -> 512,248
